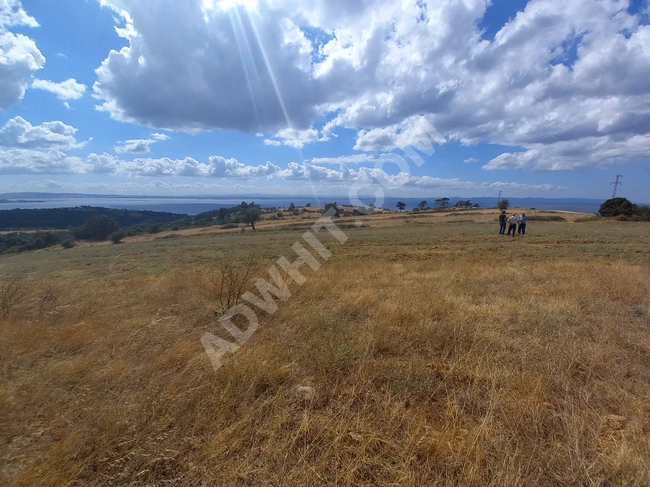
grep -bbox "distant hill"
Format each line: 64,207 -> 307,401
0,207 -> 187,231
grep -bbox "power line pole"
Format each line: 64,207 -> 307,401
498,190 -> 503,201
610,174 -> 623,198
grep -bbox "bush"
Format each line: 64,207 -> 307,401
575,215 -> 602,223
149,225 -> 161,234
599,197 -> 637,217
61,239 -> 75,249
111,229 -> 127,244
634,204 -> 650,221
527,215 -> 566,222
221,223 -> 239,230
74,215 -> 119,241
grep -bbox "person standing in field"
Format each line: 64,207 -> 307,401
518,212 -> 528,235
507,213 -> 518,236
499,210 -> 507,235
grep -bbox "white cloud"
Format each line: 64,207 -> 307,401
0,147 -> 281,178
114,132 -> 171,153
90,0 -> 650,170
32,78 -> 86,101
0,148 -> 85,174
31,78 -> 87,101
464,158 -> 478,164
311,153 -> 404,165
272,161 -> 568,192
0,116 -> 86,150
484,134 -> 650,171
0,0 -> 44,109
263,127 -> 328,148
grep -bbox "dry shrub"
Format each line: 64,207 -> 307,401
0,275 -> 24,318
202,253 -> 259,312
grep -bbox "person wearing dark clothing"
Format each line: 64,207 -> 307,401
499,211 -> 507,235
507,214 -> 518,236
518,213 -> 528,235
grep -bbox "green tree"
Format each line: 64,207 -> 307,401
497,199 -> 510,210
434,198 -> 450,209
239,203 -> 262,230
396,201 -> 406,212
599,197 -> 637,217
305,203 -> 311,207
323,202 -> 340,217
418,200 -> 428,210
288,203 -> 295,211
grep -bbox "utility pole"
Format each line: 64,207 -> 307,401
498,190 -> 503,201
610,175 -> 623,198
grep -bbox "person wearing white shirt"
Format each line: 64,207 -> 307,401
507,214 -> 518,236
518,213 -> 528,235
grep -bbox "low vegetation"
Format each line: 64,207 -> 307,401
599,197 -> 650,221
1,216 -> 649,486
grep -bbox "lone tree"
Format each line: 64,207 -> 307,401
323,202 -> 340,217
497,199 -> 510,210
434,197 -> 450,209
396,201 -> 406,212
418,200 -> 428,210
455,199 -> 472,208
239,202 -> 262,230
288,203 -> 295,211
599,197 -> 637,217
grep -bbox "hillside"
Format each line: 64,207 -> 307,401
0,207 -> 187,231
1,214 -> 649,486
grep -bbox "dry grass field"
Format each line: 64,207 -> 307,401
1,211 -> 649,486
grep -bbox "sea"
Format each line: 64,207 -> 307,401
0,195 -> 604,215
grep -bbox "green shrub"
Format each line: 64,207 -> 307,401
61,239 -> 75,249
74,215 -> 119,241
221,223 -> 239,230
111,229 -> 127,244
599,198 -> 637,217
634,205 -> 650,221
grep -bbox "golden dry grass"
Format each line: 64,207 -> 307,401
1,215 -> 649,486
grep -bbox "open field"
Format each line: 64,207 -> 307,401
1,212 -> 649,486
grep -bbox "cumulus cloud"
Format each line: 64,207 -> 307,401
311,153 -> 405,165
0,0 -> 45,109
0,147 -> 282,178
264,127 -> 328,148
0,116 -> 86,150
31,78 -> 87,101
0,148 -> 85,174
91,0 -> 650,170
272,161 -> 567,192
114,132 -> 171,153
464,158 -> 479,164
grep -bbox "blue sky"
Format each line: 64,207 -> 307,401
0,0 -> 649,201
